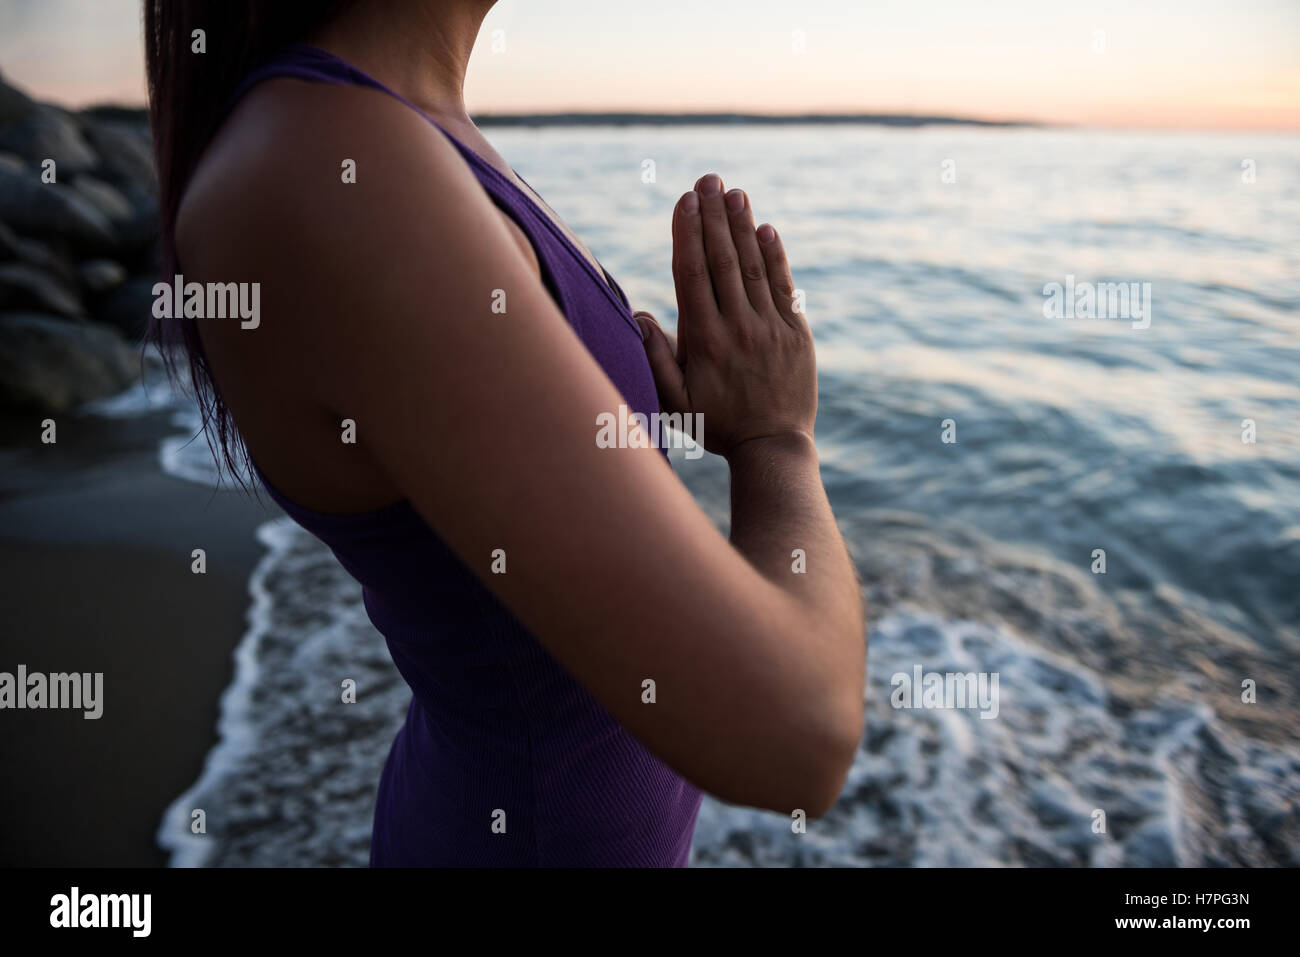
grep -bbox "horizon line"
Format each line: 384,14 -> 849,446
76,100 -> 1032,127
79,102 -> 1300,133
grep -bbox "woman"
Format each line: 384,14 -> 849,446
145,0 -> 866,866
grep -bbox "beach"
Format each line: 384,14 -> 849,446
0,120 -> 1296,868
0,401 -> 275,866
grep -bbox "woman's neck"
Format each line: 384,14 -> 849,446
307,0 -> 496,124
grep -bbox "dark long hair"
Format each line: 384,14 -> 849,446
142,1 -> 350,486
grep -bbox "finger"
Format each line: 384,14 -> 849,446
724,189 -> 774,312
634,312 -> 689,413
695,173 -> 748,315
757,223 -> 804,330
671,189 -> 715,356
657,324 -> 680,362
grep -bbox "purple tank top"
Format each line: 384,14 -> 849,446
220,43 -> 702,865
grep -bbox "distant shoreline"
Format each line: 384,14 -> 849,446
473,112 -> 1038,128
76,105 -> 1300,132
82,103 -> 1036,129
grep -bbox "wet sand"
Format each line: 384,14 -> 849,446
0,408 -> 275,866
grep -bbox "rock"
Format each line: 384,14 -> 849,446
0,73 -> 39,141
0,103 -> 98,175
0,71 -> 40,126
76,122 -> 159,264
0,221 -> 77,282
0,218 -> 22,260
95,275 -> 158,340
116,200 -> 162,264
1,72 -> 99,172
0,262 -> 83,318
0,312 -> 139,411
80,120 -> 156,192
6,236 -> 77,285
77,259 -> 127,295
71,174 -> 133,222
0,165 -> 117,250
21,237 -> 76,284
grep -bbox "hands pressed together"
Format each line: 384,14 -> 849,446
634,173 -> 817,460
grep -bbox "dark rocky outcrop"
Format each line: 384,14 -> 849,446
0,68 -> 160,413
0,312 -> 139,411
0,164 -> 118,251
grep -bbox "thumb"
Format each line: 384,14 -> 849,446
634,312 -> 689,413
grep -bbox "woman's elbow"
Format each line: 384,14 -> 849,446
757,691 -> 862,820
804,694 -> 864,818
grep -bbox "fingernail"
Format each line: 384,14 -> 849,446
757,223 -> 776,244
698,174 -> 722,196
634,315 -> 650,341
725,189 -> 745,212
682,191 -> 699,214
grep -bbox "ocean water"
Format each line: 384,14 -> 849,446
91,126 -> 1299,866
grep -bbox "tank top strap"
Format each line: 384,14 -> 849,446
226,43 -> 512,204
220,42 -> 638,328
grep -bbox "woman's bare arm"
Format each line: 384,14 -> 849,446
181,81 -> 865,816
639,180 -> 865,696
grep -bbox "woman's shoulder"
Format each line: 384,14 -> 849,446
175,77 -> 471,273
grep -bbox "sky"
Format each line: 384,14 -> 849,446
0,0 -> 1297,130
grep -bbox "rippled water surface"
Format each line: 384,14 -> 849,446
139,126 -> 1299,866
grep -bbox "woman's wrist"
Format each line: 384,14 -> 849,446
723,429 -> 818,471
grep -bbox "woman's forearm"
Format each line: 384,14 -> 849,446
727,430 -> 865,663
724,430 -> 866,810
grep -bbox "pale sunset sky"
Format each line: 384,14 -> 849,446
0,0 -> 1296,129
